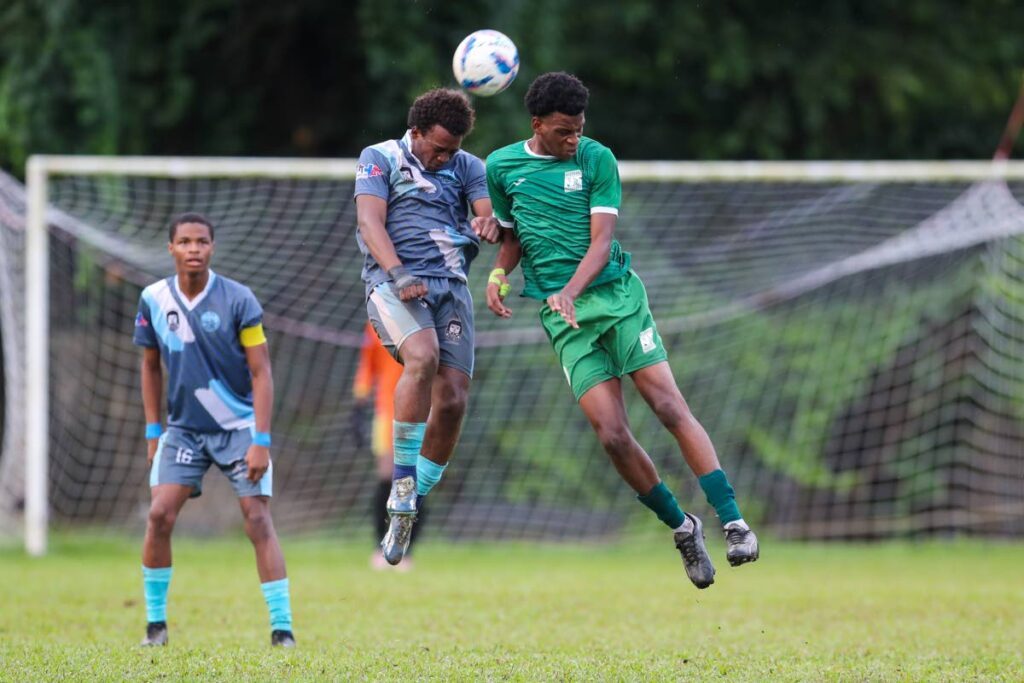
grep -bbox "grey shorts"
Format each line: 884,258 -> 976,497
150,426 -> 273,498
367,276 -> 475,377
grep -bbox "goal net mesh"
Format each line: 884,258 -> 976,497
2,165 -> 1023,541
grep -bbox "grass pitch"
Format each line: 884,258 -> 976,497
2,533 -> 1022,681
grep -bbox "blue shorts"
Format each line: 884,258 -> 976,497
366,276 -> 475,377
150,426 -> 272,498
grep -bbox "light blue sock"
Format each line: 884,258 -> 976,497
142,565 -> 172,623
393,421 -> 426,481
416,455 -> 448,497
261,578 -> 293,632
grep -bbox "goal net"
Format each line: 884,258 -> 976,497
2,158 -> 1024,551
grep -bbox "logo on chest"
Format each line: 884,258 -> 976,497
564,170 -> 583,193
200,310 -> 222,332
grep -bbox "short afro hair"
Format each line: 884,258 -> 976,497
169,212 -> 215,242
524,72 -> 589,118
407,88 -> 476,137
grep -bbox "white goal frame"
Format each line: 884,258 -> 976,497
21,155 -> 1024,555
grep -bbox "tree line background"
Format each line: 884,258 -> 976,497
1,0 -> 1023,175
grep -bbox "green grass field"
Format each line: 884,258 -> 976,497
2,534 -> 1022,681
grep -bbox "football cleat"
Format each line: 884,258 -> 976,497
724,522 -> 760,566
140,621 -> 168,646
674,512 -> 716,589
385,475 -> 417,515
381,512 -> 417,566
271,629 -> 296,647
381,475 -> 418,565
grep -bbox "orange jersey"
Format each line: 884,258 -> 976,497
353,322 -> 403,456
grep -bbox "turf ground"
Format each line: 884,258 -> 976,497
2,534 -> 1022,681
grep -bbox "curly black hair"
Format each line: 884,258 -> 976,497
524,72 -> 589,117
407,88 -> 476,137
169,212 -> 215,242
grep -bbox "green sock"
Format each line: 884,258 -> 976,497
636,481 -> 686,530
698,469 -> 742,524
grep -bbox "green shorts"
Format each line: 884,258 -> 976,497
539,270 -> 668,400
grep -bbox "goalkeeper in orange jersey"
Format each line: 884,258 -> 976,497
351,321 -> 421,571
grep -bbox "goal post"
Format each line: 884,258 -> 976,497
10,156 -> 1024,555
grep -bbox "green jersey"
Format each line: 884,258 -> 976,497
486,136 -> 630,299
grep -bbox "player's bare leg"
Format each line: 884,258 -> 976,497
420,366 -> 470,468
382,329 -> 438,564
140,483 -> 192,646
578,379 -> 715,588
577,378 -> 659,493
631,361 -> 759,566
240,496 -> 294,647
240,496 -> 286,582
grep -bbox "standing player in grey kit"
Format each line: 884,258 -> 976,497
354,88 -> 499,564
134,213 -> 294,646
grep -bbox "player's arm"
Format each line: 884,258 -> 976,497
243,332 -> 274,484
487,228 -> 522,319
140,347 -> 163,465
548,213 -> 616,329
470,197 -> 500,244
484,156 -> 520,317
355,194 -> 426,301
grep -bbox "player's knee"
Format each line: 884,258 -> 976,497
242,505 -> 274,541
147,505 -> 178,536
434,380 -> 468,422
595,424 -> 634,459
399,342 -> 439,379
652,396 -> 692,432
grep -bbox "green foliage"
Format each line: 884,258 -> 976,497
2,535 -> 1023,679
4,0 -> 1024,174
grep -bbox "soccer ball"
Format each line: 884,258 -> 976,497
452,30 -> 519,97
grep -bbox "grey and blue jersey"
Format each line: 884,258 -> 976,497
133,271 -> 264,433
354,130 -> 489,295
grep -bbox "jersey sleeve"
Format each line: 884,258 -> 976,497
354,147 -> 392,200
485,155 -> 514,228
237,287 -> 266,347
588,145 -> 621,215
133,294 -> 158,348
462,154 -> 490,204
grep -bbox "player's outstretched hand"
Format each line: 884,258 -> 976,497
146,439 -> 160,467
547,290 -> 579,328
471,216 -> 501,244
246,444 -> 270,483
487,273 -> 513,319
388,265 -> 427,301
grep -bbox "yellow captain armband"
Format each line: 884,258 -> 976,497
488,268 -> 511,297
239,323 -> 267,347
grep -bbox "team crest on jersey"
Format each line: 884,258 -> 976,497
135,312 -> 148,328
445,320 -> 463,341
200,311 -> 221,332
564,170 -> 583,192
356,163 -> 384,180
640,327 -> 656,353
167,310 -> 181,332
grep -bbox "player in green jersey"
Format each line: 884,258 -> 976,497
485,72 -> 758,589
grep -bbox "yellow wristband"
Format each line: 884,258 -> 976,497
488,268 -> 510,297
487,268 -> 506,285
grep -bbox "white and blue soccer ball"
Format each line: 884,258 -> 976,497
452,30 -> 519,97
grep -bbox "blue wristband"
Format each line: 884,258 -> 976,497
145,423 -> 162,440
252,431 -> 272,447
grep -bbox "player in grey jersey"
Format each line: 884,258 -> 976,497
354,88 -> 499,564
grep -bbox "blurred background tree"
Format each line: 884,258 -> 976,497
1,0 -> 1023,175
